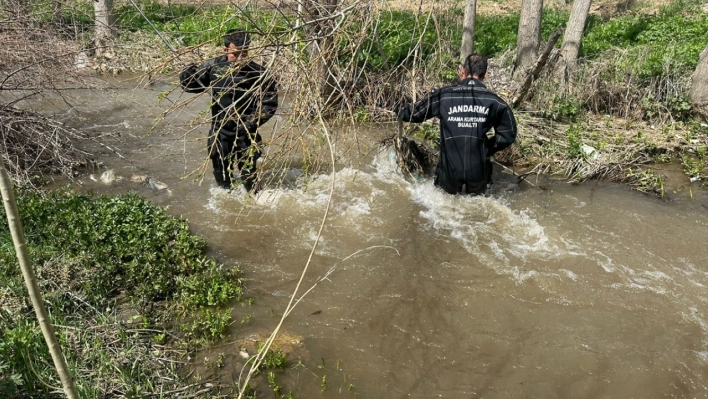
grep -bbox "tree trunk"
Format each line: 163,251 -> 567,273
691,44 -> 708,120
460,0 -> 477,65
512,27 -> 564,108
93,0 -> 115,57
0,162 -> 80,399
556,0 -> 592,83
513,0 -> 543,80
303,0 -> 339,108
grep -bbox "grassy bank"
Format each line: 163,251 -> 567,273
0,190 -> 244,398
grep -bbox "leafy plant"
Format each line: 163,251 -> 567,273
1,190 -> 240,308
0,190 -> 244,398
627,168 -> 665,196
565,125 -> 585,159
268,371 -> 282,395
547,94 -> 584,122
259,343 -> 288,369
412,123 -> 440,143
183,308 -> 232,342
681,156 -> 705,180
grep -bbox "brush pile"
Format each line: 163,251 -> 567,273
0,106 -> 91,185
0,10 -> 95,185
381,133 -> 436,177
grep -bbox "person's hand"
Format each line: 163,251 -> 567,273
179,63 -> 197,81
391,99 -> 405,114
236,117 -> 258,135
486,137 -> 498,157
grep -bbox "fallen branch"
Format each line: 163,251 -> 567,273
511,27 -> 564,108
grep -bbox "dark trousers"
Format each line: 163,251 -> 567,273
208,130 -> 261,191
434,159 -> 493,196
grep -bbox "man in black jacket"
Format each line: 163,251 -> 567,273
179,29 -> 278,191
398,54 -> 517,195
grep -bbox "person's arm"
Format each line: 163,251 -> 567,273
179,61 -> 213,93
253,73 -> 278,128
239,73 -> 278,134
488,101 -> 518,155
397,90 -> 439,123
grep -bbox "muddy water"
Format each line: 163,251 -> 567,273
34,77 -> 708,398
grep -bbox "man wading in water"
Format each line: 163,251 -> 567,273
398,54 -> 517,195
179,29 -> 278,192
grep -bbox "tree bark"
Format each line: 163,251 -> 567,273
556,0 -> 592,82
512,27 -> 564,108
513,0 -> 543,80
691,44 -> 708,119
93,0 -> 115,57
303,0 -> 339,107
460,0 -> 477,65
0,162 -> 80,399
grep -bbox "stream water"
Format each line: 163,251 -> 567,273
28,76 -> 708,398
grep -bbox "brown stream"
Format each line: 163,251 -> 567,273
27,76 -> 708,398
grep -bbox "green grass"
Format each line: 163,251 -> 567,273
44,0 -> 708,79
0,189 -> 243,398
582,11 -> 708,77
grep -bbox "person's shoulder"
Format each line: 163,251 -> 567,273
205,56 -> 227,70
486,90 -> 512,107
436,82 -> 468,96
242,60 -> 266,72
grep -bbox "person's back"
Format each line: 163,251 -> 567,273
398,54 -> 517,195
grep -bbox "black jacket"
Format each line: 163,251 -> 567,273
398,78 -> 517,186
179,56 -> 278,137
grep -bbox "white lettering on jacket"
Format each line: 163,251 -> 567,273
447,105 -> 490,115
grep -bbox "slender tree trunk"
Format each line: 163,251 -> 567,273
0,162 -> 80,399
304,0 -> 339,107
53,0 -> 63,24
460,0 -> 477,64
512,27 -> 564,108
556,0 -> 592,82
93,0 -> 115,57
691,43 -> 708,119
513,0 -> 543,80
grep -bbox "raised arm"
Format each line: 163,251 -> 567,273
397,90 -> 440,123
179,61 -> 213,94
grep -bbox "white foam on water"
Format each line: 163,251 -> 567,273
596,253 -> 617,273
561,269 -> 580,281
335,197 -> 371,217
372,147 -> 415,186
205,184 -> 249,213
626,282 -> 668,295
409,182 -> 573,284
696,351 -> 708,363
642,270 -> 674,282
